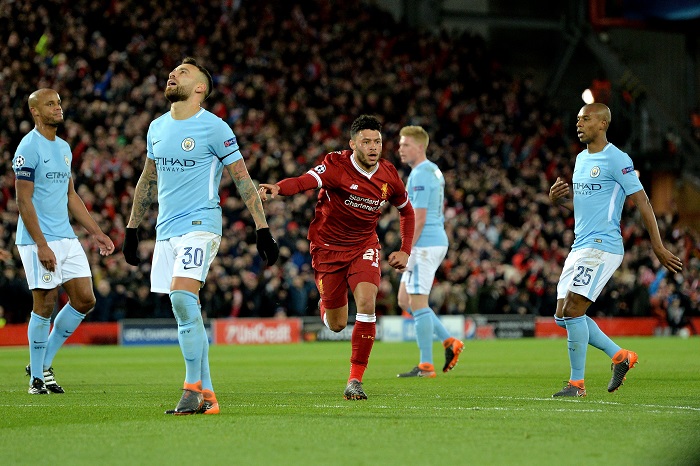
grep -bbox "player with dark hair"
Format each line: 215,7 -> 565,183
13,88 -> 115,394
549,103 -> 682,397
123,57 -> 279,414
259,114 -> 415,400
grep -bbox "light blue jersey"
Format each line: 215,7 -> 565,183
13,129 -> 76,245
147,108 -> 242,239
407,160 -> 448,247
571,143 -> 643,254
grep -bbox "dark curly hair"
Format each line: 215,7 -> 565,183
350,114 -> 382,138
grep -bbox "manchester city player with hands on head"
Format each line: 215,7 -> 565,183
549,103 -> 683,397
395,126 -> 464,379
259,115 -> 415,400
123,57 -> 279,415
13,88 -> 115,395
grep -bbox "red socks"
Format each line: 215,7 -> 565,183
349,320 -> 375,382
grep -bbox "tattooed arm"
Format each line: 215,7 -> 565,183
225,159 -> 269,230
127,158 -> 158,228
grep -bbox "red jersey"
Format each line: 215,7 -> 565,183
279,150 -> 410,251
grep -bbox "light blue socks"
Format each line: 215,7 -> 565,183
170,290 -> 204,385
44,304 -> 85,369
413,308 -> 435,365
564,316 -> 589,381
27,312 -> 51,380
555,315 -> 620,358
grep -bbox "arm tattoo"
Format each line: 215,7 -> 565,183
128,159 -> 158,227
227,160 -> 268,229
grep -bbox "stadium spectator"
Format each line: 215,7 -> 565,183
394,125 -> 464,379
548,103 -> 683,398
13,88 -> 115,395
258,115 -> 415,400
122,57 -> 279,415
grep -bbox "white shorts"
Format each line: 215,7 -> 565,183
151,231 -> 221,294
400,245 -> 448,295
557,247 -> 623,302
17,238 -> 91,290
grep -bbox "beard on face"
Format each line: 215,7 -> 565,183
165,85 -> 189,103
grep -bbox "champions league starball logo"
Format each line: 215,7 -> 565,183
14,155 -> 25,168
181,137 -> 195,152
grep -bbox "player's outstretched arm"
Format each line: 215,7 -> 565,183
67,178 -> 115,256
259,173 -> 320,201
549,177 -> 573,211
628,190 -> 683,274
258,183 -> 281,202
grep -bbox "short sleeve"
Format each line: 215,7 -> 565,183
212,119 -> 242,165
610,153 -> 643,196
13,142 -> 38,181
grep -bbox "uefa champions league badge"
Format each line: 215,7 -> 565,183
590,166 -> 600,178
181,137 -> 195,151
14,155 -> 25,168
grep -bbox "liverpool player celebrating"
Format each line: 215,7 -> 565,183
259,115 -> 415,400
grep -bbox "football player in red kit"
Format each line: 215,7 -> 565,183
259,115 -> 415,400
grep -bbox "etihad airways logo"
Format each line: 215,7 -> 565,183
573,182 -> 602,196
154,157 -> 196,172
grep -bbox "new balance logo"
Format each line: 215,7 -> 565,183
350,184 -> 358,190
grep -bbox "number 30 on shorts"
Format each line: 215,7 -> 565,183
182,247 -> 204,267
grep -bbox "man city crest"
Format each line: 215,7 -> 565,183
590,166 -> 600,178
181,137 -> 195,152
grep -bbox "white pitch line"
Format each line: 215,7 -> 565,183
495,396 -> 700,412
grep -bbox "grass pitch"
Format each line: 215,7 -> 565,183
1,337 -> 699,465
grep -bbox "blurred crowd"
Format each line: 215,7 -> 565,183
0,0 -> 697,332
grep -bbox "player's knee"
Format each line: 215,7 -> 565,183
328,321 -> 346,333
73,296 -> 96,314
397,294 -> 409,311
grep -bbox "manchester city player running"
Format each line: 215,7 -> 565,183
13,88 -> 115,395
549,103 -> 682,397
395,126 -> 464,379
123,58 -> 279,415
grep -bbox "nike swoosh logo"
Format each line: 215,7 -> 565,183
44,159 -> 50,163
153,140 -> 162,146
33,340 -> 47,344
183,265 -> 198,270
572,283 -> 586,287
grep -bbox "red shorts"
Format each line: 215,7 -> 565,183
310,243 -> 381,309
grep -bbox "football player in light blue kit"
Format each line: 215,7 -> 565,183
549,103 -> 682,397
123,58 -> 279,415
395,126 -> 464,378
13,88 -> 115,395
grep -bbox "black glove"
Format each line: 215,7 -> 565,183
122,227 -> 140,266
256,227 -> 279,266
